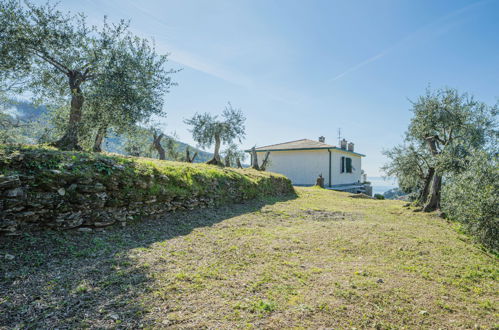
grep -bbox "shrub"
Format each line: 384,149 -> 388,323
442,151 -> 498,251
374,194 -> 385,200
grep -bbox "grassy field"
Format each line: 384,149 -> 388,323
1,187 -> 497,328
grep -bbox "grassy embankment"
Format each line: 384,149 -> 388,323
0,144 -> 293,207
0,145 -> 293,233
1,184 -> 497,328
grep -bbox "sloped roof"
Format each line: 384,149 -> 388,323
254,139 -> 335,151
245,138 -> 365,157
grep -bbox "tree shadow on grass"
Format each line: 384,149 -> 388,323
0,194 -> 296,329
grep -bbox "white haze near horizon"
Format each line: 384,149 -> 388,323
367,176 -> 398,195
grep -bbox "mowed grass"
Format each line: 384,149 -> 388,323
1,187 -> 497,329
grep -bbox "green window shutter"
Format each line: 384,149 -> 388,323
341,156 -> 345,173
346,158 -> 352,173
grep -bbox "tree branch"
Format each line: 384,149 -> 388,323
1,78 -> 29,92
28,46 -> 69,74
445,127 -> 454,146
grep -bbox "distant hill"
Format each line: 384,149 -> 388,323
0,99 -> 213,163
169,140 -> 213,163
383,187 -> 408,200
1,99 -> 48,119
102,130 -> 213,163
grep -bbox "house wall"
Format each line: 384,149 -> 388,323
256,149 -> 362,186
329,151 -> 362,185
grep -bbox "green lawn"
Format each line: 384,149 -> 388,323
1,187 -> 497,328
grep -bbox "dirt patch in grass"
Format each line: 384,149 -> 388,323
349,193 -> 373,199
301,209 -> 359,221
1,187 -> 497,329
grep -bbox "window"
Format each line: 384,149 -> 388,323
341,157 -> 352,173
346,157 -> 352,173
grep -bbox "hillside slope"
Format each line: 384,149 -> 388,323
1,187 -> 497,328
0,100 -> 213,162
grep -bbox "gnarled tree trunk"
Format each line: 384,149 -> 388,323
185,148 -> 198,163
422,137 -> 442,212
92,124 -> 107,152
416,167 -> 435,206
207,133 -> 223,166
423,172 -> 442,212
54,72 -> 84,150
260,152 -> 271,171
236,158 -> 243,168
152,132 -> 166,160
251,147 -> 259,170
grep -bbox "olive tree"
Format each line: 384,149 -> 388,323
383,87 -> 497,212
0,0 -> 174,151
149,127 -> 181,161
408,88 -> 496,211
382,144 -> 432,204
0,112 -> 27,144
184,103 -> 245,166
222,143 -> 246,168
86,35 -> 175,152
123,126 -> 154,158
151,128 -> 167,160
184,147 -> 198,163
163,135 -> 182,161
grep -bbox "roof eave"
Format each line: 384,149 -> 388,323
244,147 -> 366,157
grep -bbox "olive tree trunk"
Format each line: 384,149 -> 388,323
207,133 -> 223,166
92,124 -> 107,152
415,167 -> 435,206
251,147 -> 259,170
422,137 -> 442,212
152,132 -> 166,160
423,172 -> 442,212
185,148 -> 198,163
54,73 -> 84,150
260,152 -> 271,171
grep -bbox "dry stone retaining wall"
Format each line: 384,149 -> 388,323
0,146 -> 294,235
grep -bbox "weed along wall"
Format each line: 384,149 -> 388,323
0,145 -> 295,235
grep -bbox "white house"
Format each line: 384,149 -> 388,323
247,137 -> 370,193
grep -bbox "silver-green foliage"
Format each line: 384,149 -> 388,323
222,143 -> 246,167
184,103 -> 245,164
384,87 -> 497,211
442,151 -> 498,250
382,144 -> 431,197
0,0 -> 174,150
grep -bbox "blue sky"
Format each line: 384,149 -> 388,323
42,0 -> 499,175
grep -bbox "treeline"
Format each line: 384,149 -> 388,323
383,87 -> 498,250
0,97 -> 248,166
0,0 -> 175,151
0,0 -> 248,167
0,102 -> 212,162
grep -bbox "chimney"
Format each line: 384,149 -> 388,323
347,142 -> 354,152
340,139 -> 347,149
318,136 -> 325,143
